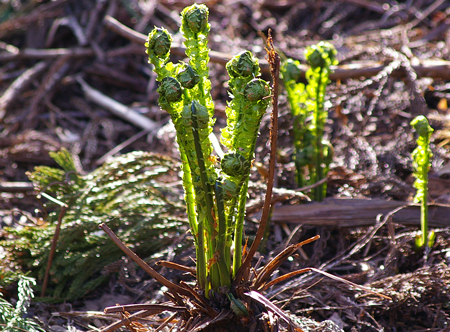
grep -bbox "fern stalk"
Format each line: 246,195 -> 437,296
282,42 -> 338,200
146,4 -> 271,293
411,115 -> 435,249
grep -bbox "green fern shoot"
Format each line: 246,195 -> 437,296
411,115 -> 435,249
146,4 -> 271,294
281,42 -> 337,201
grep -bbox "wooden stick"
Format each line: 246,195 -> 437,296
0,182 -> 35,193
0,47 -> 94,61
0,61 -> 48,119
261,198 -> 450,228
76,76 -> 158,131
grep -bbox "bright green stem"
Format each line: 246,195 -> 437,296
232,178 -> 249,276
179,151 -> 198,236
179,151 -> 206,289
223,191 -> 240,272
190,102 -> 220,290
214,181 -> 231,287
196,223 -> 207,289
411,115 -> 434,249
418,131 -> 430,249
313,66 -> 325,201
420,180 -> 429,248
231,115 -> 264,274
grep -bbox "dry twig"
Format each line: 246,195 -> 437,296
76,76 -> 158,131
0,61 -> 48,120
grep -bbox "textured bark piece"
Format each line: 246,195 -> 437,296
262,198 -> 450,228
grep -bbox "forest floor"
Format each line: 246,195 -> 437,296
1,0 -> 450,331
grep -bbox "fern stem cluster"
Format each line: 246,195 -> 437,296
146,4 -> 271,293
281,42 -> 338,201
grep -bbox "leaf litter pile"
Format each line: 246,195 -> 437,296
1,1 -> 450,331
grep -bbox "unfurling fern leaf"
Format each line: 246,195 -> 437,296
146,4 -> 271,292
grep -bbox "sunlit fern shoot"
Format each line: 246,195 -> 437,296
410,115 -> 435,249
146,4 -> 271,294
281,42 -> 338,201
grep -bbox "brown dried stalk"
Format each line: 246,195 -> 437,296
156,260 -> 196,274
99,223 -> 191,297
104,303 -> 186,315
41,203 -> 68,297
252,236 -> 320,290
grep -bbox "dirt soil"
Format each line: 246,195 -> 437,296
1,0 -> 450,331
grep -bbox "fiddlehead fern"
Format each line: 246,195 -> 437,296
221,152 -> 250,179
411,115 -> 435,249
182,4 -> 209,35
305,42 -> 337,201
177,64 -> 200,89
180,4 -> 214,116
146,4 -> 271,293
221,51 -> 271,274
245,78 -> 271,102
227,50 -> 260,78
146,27 -> 171,63
160,77 -> 183,103
282,42 -> 337,200
222,51 -> 270,157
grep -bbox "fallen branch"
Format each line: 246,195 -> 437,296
260,198 -> 450,228
0,182 -> 35,193
76,76 -> 158,131
0,47 -> 95,61
103,15 -> 450,81
0,61 -> 48,120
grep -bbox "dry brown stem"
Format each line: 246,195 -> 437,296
41,204 -> 67,297
99,223 -> 191,297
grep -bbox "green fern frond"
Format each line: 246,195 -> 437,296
0,275 -> 44,332
1,151 -> 188,301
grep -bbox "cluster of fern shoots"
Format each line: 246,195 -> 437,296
146,3 -> 271,295
282,42 -> 338,201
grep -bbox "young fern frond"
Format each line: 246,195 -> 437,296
282,59 -> 310,187
411,115 -> 435,249
146,8 -> 217,289
146,4 -> 271,292
221,51 -> 271,274
282,42 -> 338,200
